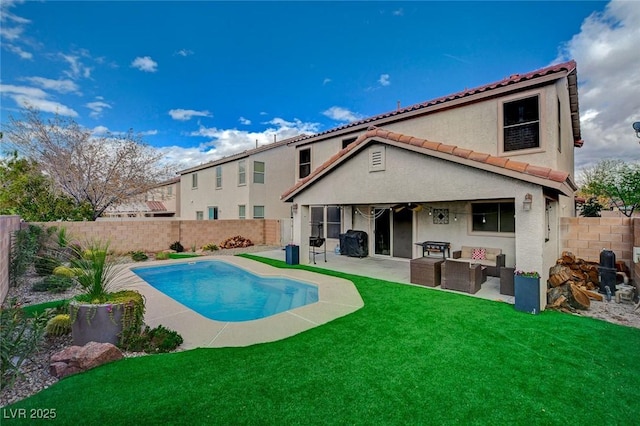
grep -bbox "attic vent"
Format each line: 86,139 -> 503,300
369,146 -> 385,172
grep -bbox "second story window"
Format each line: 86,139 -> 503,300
238,160 -> 246,185
253,161 -> 265,184
299,148 -> 311,179
238,205 -> 246,220
192,173 -> 198,189
216,166 -> 222,189
503,95 -> 540,152
253,205 -> 265,219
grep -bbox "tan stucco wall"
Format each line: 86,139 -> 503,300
561,216 -> 635,267
0,216 -> 21,303
296,76 -> 575,188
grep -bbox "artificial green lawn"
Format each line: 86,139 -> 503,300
5,254 -> 640,425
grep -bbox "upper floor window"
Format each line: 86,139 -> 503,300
191,173 -> 198,189
503,95 -> 540,152
253,205 -> 265,219
253,161 -> 265,184
216,166 -> 222,189
238,160 -> 246,185
299,148 -> 311,179
196,211 -> 203,221
471,202 -> 515,233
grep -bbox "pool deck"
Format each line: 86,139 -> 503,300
121,256 -> 364,349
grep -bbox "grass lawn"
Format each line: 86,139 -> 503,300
5,255 -> 640,425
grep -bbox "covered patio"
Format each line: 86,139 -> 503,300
252,247 -> 515,305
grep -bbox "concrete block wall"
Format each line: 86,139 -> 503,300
0,216 -> 21,302
30,219 -> 280,254
561,216 -> 638,287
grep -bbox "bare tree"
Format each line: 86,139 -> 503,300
4,108 -> 175,220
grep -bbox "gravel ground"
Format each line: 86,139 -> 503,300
2,246 -> 638,407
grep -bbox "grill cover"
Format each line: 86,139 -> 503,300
339,230 -> 368,257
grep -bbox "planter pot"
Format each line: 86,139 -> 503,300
514,275 -> 541,314
70,301 -> 126,346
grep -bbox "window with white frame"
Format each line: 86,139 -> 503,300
502,95 -> 540,152
253,161 -> 265,184
191,173 -> 198,189
238,205 -> 246,219
215,166 -> 222,189
253,205 -> 265,219
326,206 -> 341,239
196,211 -> 203,220
471,202 -> 515,233
238,160 -> 246,185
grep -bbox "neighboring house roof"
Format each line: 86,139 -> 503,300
178,134 -> 308,175
290,60 -> 583,148
146,201 -> 167,212
281,126 -> 578,202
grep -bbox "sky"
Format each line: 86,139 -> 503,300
1,0 -> 639,176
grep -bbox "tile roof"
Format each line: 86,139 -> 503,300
281,126 -> 576,201
146,201 -> 167,211
292,60 -> 582,148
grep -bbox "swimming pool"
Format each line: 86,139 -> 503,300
132,260 -> 319,322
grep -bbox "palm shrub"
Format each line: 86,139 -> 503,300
70,241 -> 122,302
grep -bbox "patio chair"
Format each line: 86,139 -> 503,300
441,260 -> 483,294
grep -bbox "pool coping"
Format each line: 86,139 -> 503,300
121,256 -> 364,349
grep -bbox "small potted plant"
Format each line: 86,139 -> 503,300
514,269 -> 541,314
68,241 -> 145,346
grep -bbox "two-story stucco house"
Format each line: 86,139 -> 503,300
281,60 -> 582,310
178,135 -> 304,225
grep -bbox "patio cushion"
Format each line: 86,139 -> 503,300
471,248 -> 486,260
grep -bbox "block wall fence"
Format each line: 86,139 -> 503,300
0,216 -> 21,302
0,217 -> 281,304
560,216 -> 639,290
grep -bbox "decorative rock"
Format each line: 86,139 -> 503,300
49,341 -> 123,378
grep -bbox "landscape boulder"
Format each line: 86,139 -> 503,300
49,341 -> 123,378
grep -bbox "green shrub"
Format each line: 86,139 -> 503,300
34,255 -> 61,276
32,275 -> 74,293
9,225 -> 47,287
130,251 -> 149,262
1,300 -> 46,389
154,252 -> 170,260
123,325 -> 183,353
169,241 -> 184,253
53,265 -> 76,278
202,243 -> 219,251
45,314 -> 71,336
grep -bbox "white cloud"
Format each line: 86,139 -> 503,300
323,78 -> 332,85
0,83 -> 77,116
175,49 -> 194,57
180,117 -> 320,166
322,106 -> 364,123
378,74 -> 390,86
91,125 -> 110,135
392,8 -> 404,17
86,100 -> 111,119
4,43 -> 32,59
168,109 -> 212,121
131,56 -> 158,73
239,116 -> 251,125
0,0 -> 33,59
24,77 -> 79,94
556,0 -> 640,170
60,53 -> 92,79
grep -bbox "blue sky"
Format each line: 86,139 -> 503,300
1,1 -> 639,173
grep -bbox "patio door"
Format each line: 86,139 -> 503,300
393,208 -> 413,259
374,208 -> 413,258
374,208 -> 391,255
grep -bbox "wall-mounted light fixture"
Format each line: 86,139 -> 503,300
292,203 -> 298,213
633,122 -> 640,140
523,193 -> 533,211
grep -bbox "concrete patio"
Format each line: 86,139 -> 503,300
252,247 -> 516,305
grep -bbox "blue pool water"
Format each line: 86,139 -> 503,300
132,260 -> 319,322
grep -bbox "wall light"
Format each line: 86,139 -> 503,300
292,203 -> 298,213
523,193 -> 533,211
633,122 -> 640,140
